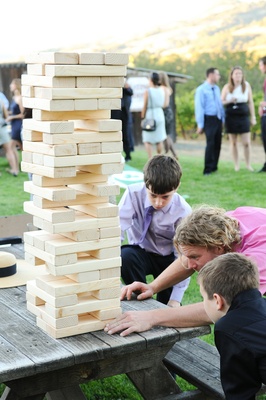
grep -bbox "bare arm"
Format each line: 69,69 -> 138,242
105,302 -> 212,337
141,90 -> 148,119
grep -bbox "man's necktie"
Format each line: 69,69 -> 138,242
212,87 -> 221,120
138,206 -> 154,244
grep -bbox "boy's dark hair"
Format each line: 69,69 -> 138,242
206,67 -> 217,77
143,155 -> 182,194
260,56 -> 266,65
198,253 -> 259,305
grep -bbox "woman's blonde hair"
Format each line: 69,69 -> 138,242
174,205 -> 241,252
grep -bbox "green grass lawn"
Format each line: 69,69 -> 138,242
0,143 -> 265,399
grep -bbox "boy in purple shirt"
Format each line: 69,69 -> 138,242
119,155 -> 191,304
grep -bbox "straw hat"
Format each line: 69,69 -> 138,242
0,251 -> 47,288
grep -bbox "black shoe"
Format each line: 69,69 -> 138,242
258,163 -> 266,172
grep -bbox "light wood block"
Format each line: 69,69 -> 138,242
68,182 -> 120,197
24,201 -> 75,223
34,87 -> 122,100
32,152 -> 44,165
45,64 -> 127,77
36,275 -> 120,296
32,109 -> 110,121
24,243 -> 77,266
104,53 -> 129,65
23,119 -> 74,134
98,98 -> 121,110
22,129 -> 43,142
25,251 -> 45,266
74,99 -> 98,110
33,192 -> 108,209
22,74 -> 76,88
44,236 -> 121,256
79,53 -> 105,65
91,307 -> 122,321
89,247 -> 121,259
34,232 -> 64,251
23,141 -> 77,157
62,229 -> 100,242
77,142 -> 101,155
23,97 -> 75,111
25,52 -> 79,64
100,266 -> 121,279
74,119 -> 121,132
43,130 -> 122,145
70,203 -> 119,218
92,286 -> 121,300
99,226 -> 121,239
36,314 -> 113,338
24,181 -> 76,202
27,64 -> 45,75
32,171 -> 107,187
100,76 -> 125,87
24,229 -> 52,246
76,76 -> 101,88
78,162 -> 124,175
27,280 -> 78,307
45,255 -> 121,276
44,295 -> 120,318
22,151 -> 33,163
43,152 -> 122,168
26,291 -> 45,306
101,141 -> 123,153
21,161 -> 77,178
28,302 -> 79,329
66,270 -> 100,283
22,85 -> 35,97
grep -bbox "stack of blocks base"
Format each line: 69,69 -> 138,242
21,51 -> 128,338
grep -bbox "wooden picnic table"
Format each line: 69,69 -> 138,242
0,244 -> 211,400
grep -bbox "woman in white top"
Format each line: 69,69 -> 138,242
221,66 -> 256,171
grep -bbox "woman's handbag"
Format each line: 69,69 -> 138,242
141,118 -> 156,131
141,89 -> 156,131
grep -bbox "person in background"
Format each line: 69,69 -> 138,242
0,92 -> 9,110
221,66 -> 256,171
0,101 -> 18,176
105,205 -> 266,337
6,79 -> 24,176
195,68 -> 225,175
159,71 -> 178,160
258,56 -> 266,172
198,253 -> 266,400
111,81 -> 133,162
141,72 -> 167,159
119,154 -> 191,305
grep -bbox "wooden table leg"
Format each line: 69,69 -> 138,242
46,386 -> 87,400
0,387 -> 45,400
127,362 -> 182,400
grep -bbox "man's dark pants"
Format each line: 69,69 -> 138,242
203,116 -> 222,174
121,245 -> 175,304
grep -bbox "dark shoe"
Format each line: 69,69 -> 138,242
258,163 -> 266,172
204,172 -> 212,176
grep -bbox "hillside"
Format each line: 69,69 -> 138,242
77,0 -> 266,57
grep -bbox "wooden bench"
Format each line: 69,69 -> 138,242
164,337 -> 266,400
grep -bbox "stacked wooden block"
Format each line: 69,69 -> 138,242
21,52 -> 128,338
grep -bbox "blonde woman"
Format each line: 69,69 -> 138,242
221,66 -> 256,171
159,71 -> 178,159
0,102 -> 18,176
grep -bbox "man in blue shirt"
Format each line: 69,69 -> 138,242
195,68 -> 225,175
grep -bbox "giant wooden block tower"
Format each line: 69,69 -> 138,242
21,52 -> 128,338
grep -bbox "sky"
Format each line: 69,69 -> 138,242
1,0 -> 259,62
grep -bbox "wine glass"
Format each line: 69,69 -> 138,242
232,98 -> 238,109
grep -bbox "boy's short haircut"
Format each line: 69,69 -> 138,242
197,253 -> 259,305
143,155 -> 182,194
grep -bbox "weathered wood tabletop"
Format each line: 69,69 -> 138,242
0,244 -> 211,400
